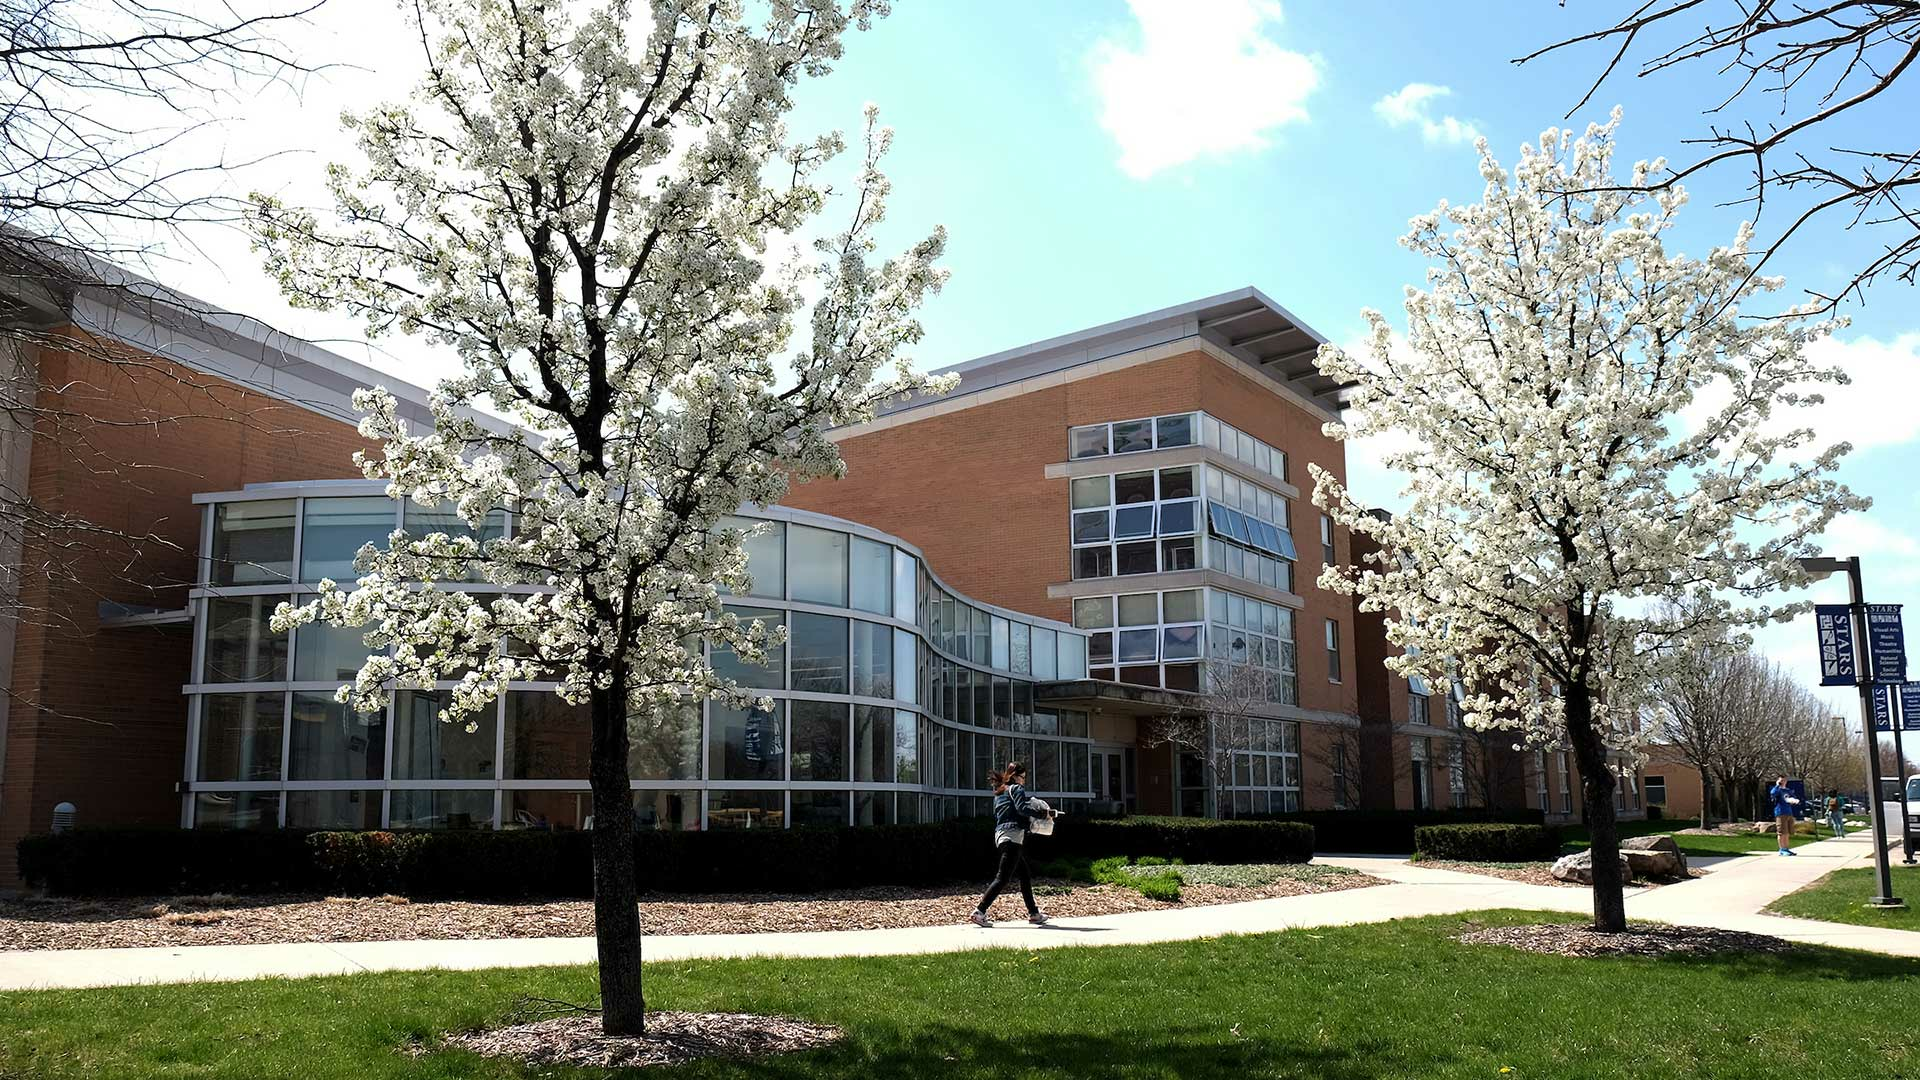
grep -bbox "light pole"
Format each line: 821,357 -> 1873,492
1799,555 -> 1903,907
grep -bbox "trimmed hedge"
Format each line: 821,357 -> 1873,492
1050,816 -> 1314,865
17,815 -> 1315,898
1270,808 -> 1546,855
1413,823 -> 1562,862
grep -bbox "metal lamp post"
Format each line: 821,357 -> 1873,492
1799,555 -> 1903,908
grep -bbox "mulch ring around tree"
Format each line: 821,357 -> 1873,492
439,1011 -> 845,1070
1457,922 -> 1797,958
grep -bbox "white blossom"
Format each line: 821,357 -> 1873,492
1311,112 -> 1864,926
249,0 -> 947,1031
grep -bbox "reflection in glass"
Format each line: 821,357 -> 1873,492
203,595 -> 289,682
294,621 -> 377,683
300,497 -> 395,582
711,607 -> 784,689
287,790 -> 381,829
708,789 -> 784,829
850,535 -> 891,614
505,691 -> 590,779
851,620 -> 893,698
391,689 -> 495,780
792,790 -> 850,828
194,791 -> 279,829
288,691 -> 386,780
789,612 -> 848,694
630,698 -> 701,781
720,516 -> 785,599
710,701 -> 784,781
789,524 -> 848,605
390,789 -> 494,829
211,500 -> 294,584
790,700 -> 848,781
197,692 -> 284,781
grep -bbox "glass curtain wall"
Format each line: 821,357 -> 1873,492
186,488 -> 1092,830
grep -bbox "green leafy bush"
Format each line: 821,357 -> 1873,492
1268,808 -> 1544,854
19,814 -> 1318,898
1413,823 -> 1562,862
1053,816 -> 1313,864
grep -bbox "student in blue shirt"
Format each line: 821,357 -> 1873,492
1768,776 -> 1801,855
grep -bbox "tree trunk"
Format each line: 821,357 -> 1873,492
589,677 -> 646,1036
1698,773 -> 1710,830
1564,682 -> 1626,932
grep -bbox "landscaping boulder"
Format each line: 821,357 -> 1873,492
1619,834 -> 1688,880
1550,849 -> 1631,885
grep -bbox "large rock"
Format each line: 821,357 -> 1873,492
1551,849 -> 1632,885
1619,834 -> 1688,880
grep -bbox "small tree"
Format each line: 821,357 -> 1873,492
1144,662 -> 1277,818
251,0 -> 948,1035
1313,114 -> 1862,932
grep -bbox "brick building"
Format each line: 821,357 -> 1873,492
6,270 -> 1540,882
784,288 -> 1365,817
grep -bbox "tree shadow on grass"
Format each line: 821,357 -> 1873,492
438,1021 -> 1451,1080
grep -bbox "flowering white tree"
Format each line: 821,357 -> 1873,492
1312,113 -> 1863,932
249,0 -> 949,1035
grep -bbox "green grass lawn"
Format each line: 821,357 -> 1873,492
4,910 -> 1917,1079
1559,817 -> 1818,857
1768,866 -> 1920,932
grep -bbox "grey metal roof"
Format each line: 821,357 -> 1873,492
886,286 -> 1351,419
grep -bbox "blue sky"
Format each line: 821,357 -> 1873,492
165,1 -> 1920,722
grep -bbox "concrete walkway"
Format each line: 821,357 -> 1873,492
4,835 -> 1917,991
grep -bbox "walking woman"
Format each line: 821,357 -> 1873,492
970,762 -> 1052,927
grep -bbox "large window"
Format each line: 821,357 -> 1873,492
789,524 -> 848,606
504,691 -> 589,779
293,621 -> 377,684
711,608 -> 785,688
790,613 -> 849,695
849,535 -> 892,615
790,700 -> 848,781
851,620 -> 893,698
1070,466 -> 1199,581
1645,774 -> 1668,807
1214,717 -> 1301,816
710,701 -> 785,781
203,595 -> 289,683
1076,589 -> 1203,690
300,497 -> 394,582
1448,741 -> 1466,808
630,699 -> 701,781
391,690 -> 495,780
1068,412 -> 1196,461
402,502 -> 506,582
210,499 -> 294,584
1206,589 -> 1298,705
287,691 -> 386,781
197,692 -> 284,781
1202,464 -> 1296,593
720,516 -> 785,599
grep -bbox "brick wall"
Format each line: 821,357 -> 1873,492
1,328 -> 370,879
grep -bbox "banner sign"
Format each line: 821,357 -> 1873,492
1867,603 -> 1906,683
1904,683 -> 1920,731
1815,604 -> 1857,686
1874,685 -> 1893,732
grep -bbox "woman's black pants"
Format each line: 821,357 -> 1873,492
976,840 -> 1036,914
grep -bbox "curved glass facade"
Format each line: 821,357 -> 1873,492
182,481 -> 1092,831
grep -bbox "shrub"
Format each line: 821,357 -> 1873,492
1647,804 -> 1665,821
1270,808 -> 1544,854
18,814 -> 1318,898
1051,816 -> 1314,865
1413,823 -> 1562,863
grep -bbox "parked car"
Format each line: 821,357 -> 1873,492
1875,776 -> 1920,858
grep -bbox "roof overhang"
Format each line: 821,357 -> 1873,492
1037,678 -> 1190,718
874,286 -> 1351,426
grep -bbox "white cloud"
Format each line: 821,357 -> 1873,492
1088,0 -> 1319,180
1372,82 -> 1480,146
1797,332 -> 1920,452
1680,330 -> 1920,455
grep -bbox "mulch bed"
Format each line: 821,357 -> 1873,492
0,872 -> 1381,951
1458,923 -> 1796,958
441,1012 -> 843,1069
1419,860 -> 1703,889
